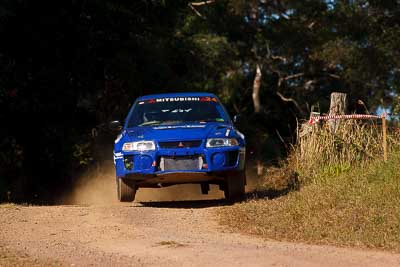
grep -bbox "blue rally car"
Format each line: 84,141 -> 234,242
111,92 -> 246,202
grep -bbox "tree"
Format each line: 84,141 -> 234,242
1,0 -> 400,201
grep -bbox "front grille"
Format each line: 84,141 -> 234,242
159,156 -> 203,171
158,140 -> 202,149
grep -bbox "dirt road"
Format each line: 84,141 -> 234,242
1,198 -> 400,267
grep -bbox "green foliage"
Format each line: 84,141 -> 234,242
320,162 -> 351,178
1,0 -> 400,201
72,143 -> 93,167
393,97 -> 400,117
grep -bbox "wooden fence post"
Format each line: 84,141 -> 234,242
329,92 -> 347,132
382,116 -> 388,162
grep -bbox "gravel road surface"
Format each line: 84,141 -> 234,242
1,199 -> 400,267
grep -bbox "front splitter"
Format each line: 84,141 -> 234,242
125,171 -> 225,187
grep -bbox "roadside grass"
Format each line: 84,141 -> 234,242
219,121 -> 400,251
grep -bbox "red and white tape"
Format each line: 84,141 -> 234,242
308,114 -> 385,125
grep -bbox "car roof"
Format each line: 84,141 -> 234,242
137,92 -> 217,101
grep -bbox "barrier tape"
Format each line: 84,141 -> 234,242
308,114 -> 384,125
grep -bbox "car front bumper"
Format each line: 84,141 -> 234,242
114,146 -> 245,185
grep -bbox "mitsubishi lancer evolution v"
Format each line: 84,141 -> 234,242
111,92 -> 246,202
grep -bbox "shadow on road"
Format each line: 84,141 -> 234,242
138,199 -> 229,209
138,187 -> 292,209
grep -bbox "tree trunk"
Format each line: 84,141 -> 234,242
329,92 -> 347,132
251,63 -> 263,175
252,63 -> 262,113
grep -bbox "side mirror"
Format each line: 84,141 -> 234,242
233,114 -> 242,124
109,120 -> 122,132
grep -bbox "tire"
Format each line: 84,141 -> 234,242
224,172 -> 246,202
117,177 -> 137,202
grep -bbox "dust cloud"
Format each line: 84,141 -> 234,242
61,160 -> 261,205
61,161 -> 230,205
61,161 -> 118,205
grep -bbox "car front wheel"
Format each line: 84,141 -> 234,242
117,177 -> 137,202
224,172 -> 245,202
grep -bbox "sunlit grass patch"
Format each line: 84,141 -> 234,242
219,121 -> 400,251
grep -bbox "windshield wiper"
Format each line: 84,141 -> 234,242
190,119 -> 221,123
160,120 -> 185,125
139,120 -> 184,126
139,120 -> 162,126
139,119 -> 222,127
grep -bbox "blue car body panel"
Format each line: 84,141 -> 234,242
113,92 -> 245,186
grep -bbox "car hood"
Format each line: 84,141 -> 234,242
125,123 -> 233,141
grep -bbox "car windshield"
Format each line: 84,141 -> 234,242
127,96 -> 230,127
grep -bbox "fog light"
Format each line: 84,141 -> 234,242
124,156 -> 134,170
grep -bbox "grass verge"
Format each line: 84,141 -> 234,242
219,152 -> 400,251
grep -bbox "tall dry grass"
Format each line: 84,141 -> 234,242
293,119 -> 399,182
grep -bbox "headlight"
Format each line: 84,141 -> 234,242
122,141 -> 155,151
206,138 -> 239,148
